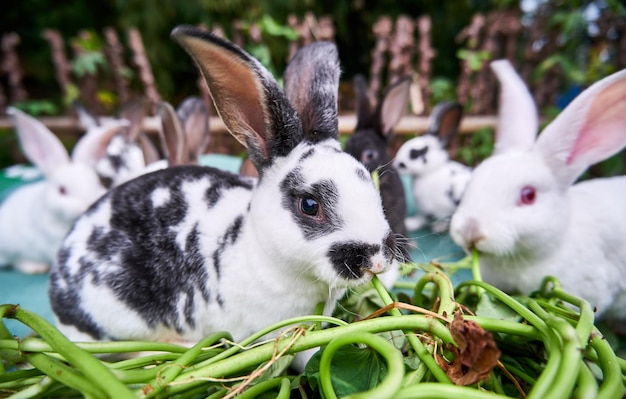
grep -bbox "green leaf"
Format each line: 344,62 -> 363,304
475,293 -> 521,323
260,15 -> 299,40
305,343 -> 388,398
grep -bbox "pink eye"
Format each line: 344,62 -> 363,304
518,186 -> 536,206
58,186 -> 67,196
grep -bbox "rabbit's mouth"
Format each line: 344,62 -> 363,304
326,237 -> 397,282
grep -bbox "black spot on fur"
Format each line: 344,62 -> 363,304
281,168 -> 343,239
50,247 -> 105,339
299,148 -> 315,162
410,147 -> 429,162
205,174 -> 254,207
355,167 -> 369,183
327,241 -> 381,279
54,165 -> 254,336
447,186 -> 461,206
109,154 -> 125,172
212,215 -> 244,279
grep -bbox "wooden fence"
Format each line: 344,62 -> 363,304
1,7 -> 625,162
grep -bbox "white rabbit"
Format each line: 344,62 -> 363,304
450,60 -> 626,322
0,108 -> 125,273
49,27 -> 402,354
394,102 -> 472,233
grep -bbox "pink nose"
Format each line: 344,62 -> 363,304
459,217 -> 485,248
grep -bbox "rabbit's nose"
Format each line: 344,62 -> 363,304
459,217 -> 485,248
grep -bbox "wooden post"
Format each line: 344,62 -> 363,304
369,16 -> 392,103
128,27 -> 161,114
416,15 -> 435,115
103,27 -> 131,106
1,32 -> 28,104
388,15 -> 414,85
42,29 -> 73,100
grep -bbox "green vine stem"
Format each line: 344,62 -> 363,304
319,332 -> 405,399
372,275 -> 453,384
0,304 -> 135,399
153,314 -> 455,397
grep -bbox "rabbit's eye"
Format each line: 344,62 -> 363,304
518,186 -> 536,206
362,149 -> 379,163
299,196 -> 320,217
58,186 -> 67,196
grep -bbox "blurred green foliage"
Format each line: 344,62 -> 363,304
1,0 -> 625,175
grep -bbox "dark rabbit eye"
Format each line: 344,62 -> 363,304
299,196 -> 320,217
58,186 -> 67,196
518,185 -> 536,206
361,149 -> 379,163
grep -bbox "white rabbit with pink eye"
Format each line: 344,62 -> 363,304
450,59 -> 626,322
49,26 -> 402,353
0,107 -> 125,274
393,102 -> 472,233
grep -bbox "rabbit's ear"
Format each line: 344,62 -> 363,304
177,97 -> 210,164
535,68 -> 626,186
137,133 -> 161,165
118,98 -> 148,141
491,59 -> 539,154
158,101 -> 187,166
73,100 -> 100,129
8,107 -> 70,176
426,102 -> 463,147
283,41 -> 340,143
172,26 -> 303,173
353,74 -> 372,129
379,76 -> 411,138
71,120 -> 130,167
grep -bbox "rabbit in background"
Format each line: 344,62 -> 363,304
0,107 -> 126,273
76,96 -> 211,185
74,99 -> 158,188
49,28 -> 402,363
394,102 -> 472,233
450,60 -> 626,323
344,74 -> 411,258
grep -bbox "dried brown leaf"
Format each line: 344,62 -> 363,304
437,311 -> 501,385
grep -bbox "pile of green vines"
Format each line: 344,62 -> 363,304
1,253 -> 625,398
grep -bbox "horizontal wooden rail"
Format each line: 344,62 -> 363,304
0,115 -> 498,135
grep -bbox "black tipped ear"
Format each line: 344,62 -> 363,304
353,74 -> 372,129
283,41 -> 340,143
427,102 -> 463,147
171,25 -> 302,173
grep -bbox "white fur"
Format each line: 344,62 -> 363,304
450,60 -> 626,321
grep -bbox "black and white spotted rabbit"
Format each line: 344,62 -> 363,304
49,27 -> 401,348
